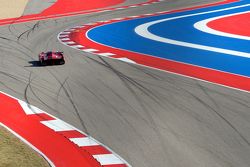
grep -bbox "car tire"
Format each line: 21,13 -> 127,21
59,60 -> 65,65
40,59 -> 46,66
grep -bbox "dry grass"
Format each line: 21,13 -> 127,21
0,126 -> 50,167
0,0 -> 29,19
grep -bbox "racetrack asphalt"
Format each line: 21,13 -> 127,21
0,0 -> 250,167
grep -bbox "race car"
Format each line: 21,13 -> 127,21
39,51 -> 65,65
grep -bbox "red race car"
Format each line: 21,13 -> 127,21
39,51 -> 65,65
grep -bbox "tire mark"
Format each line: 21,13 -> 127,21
48,69 -> 89,134
185,81 -> 250,147
88,56 -> 165,108
87,56 -> 172,163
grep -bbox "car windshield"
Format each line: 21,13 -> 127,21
46,52 -> 52,56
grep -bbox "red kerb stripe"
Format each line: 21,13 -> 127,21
58,130 -> 87,138
82,145 -> 112,155
28,113 -> 55,121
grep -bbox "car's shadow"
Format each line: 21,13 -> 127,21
25,60 -> 64,67
23,61 -> 41,67
27,60 -> 41,67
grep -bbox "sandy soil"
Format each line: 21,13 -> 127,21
0,0 -> 29,19
0,126 -> 50,167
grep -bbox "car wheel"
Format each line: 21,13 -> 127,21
40,59 -> 46,66
59,60 -> 65,65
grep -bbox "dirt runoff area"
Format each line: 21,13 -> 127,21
0,126 -> 50,167
0,0 -> 29,19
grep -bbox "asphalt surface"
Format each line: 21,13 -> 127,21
0,0 -> 250,167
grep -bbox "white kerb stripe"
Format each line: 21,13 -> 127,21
116,58 -> 136,64
70,45 -> 85,49
101,10 -> 111,12
93,154 -> 124,165
113,18 -> 124,20
64,41 -> 75,44
97,52 -> 116,57
129,16 -> 140,18
18,100 -> 44,115
102,20 -> 111,23
41,119 -> 75,132
82,49 -> 98,53
61,38 -> 70,41
60,32 -> 71,34
116,7 -> 125,10
70,137 -> 99,146
157,11 -> 167,14
85,23 -> 96,25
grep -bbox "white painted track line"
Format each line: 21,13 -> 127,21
97,53 -> 116,57
18,100 -> 44,115
93,154 -> 124,165
82,49 -> 98,53
70,137 -> 99,147
116,58 -> 136,64
70,45 -> 85,49
64,41 -> 75,44
41,119 -> 76,132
